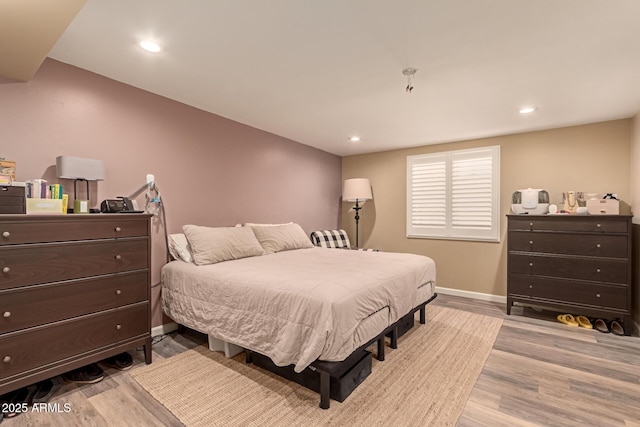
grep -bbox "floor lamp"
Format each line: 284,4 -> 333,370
342,178 -> 373,249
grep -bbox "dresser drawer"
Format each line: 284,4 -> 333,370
0,271 -> 148,334
0,303 -> 148,382
509,232 -> 628,258
0,217 -> 148,245
509,253 -> 629,284
0,239 -> 148,290
509,273 -> 628,310
508,216 -> 629,234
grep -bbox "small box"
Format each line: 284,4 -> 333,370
586,199 -> 619,215
26,198 -> 64,215
0,160 -> 16,182
0,184 -> 26,214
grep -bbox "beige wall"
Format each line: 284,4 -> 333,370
342,119 -> 631,298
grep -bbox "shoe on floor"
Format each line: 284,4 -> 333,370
610,320 -> 625,336
0,385 -> 36,418
62,363 -> 104,384
594,318 -> 610,333
32,378 -> 55,404
101,352 -> 133,371
557,314 -> 579,327
576,315 -> 593,329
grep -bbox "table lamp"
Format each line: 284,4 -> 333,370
56,156 -> 105,214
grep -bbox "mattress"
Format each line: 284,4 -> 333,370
162,247 -> 435,372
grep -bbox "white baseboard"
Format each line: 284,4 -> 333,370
151,322 -> 179,338
435,286 -> 507,304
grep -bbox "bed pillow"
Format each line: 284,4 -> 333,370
251,223 -> 314,254
183,225 -> 265,265
168,233 -> 194,263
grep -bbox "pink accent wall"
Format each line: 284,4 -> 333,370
0,58 -> 342,328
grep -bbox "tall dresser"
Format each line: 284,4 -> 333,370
507,214 -> 633,334
0,214 -> 152,395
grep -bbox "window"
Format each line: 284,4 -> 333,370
406,145 -> 500,242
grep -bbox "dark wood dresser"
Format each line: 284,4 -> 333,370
507,214 -> 633,333
0,214 -> 152,395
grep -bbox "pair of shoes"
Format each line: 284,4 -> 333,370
557,314 -> 579,327
557,314 -> 592,329
101,352 -> 133,371
594,319 -> 625,335
0,385 -> 36,418
62,363 -> 104,384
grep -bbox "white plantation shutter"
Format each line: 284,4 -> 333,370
407,146 -> 500,242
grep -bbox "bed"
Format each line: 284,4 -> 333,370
161,223 -> 437,408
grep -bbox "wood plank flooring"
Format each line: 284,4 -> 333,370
2,294 -> 639,426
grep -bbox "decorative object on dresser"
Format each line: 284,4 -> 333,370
56,155 -> 106,214
0,214 -> 153,396
506,214 -> 633,335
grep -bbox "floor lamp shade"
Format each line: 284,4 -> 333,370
342,178 -> 372,202
342,178 -> 372,249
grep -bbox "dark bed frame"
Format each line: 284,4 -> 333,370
244,293 -> 438,409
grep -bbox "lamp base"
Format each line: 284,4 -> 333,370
73,199 -> 90,214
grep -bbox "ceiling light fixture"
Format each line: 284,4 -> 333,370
349,136 -> 361,142
519,106 -> 537,114
403,67 -> 417,93
139,40 -> 161,53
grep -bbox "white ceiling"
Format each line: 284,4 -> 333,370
48,0 -> 640,156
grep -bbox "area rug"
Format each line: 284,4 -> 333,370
131,306 -> 502,426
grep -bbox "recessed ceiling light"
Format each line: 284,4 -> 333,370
139,40 -> 161,53
349,136 -> 361,142
519,106 -> 537,114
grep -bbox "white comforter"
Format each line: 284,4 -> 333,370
162,247 -> 435,372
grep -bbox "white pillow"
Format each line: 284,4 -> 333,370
244,222 -> 294,227
183,225 -> 265,266
251,223 -> 314,254
168,233 -> 194,263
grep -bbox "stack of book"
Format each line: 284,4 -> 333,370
0,159 -> 16,185
25,179 -> 68,215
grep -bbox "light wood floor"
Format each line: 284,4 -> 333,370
3,294 -> 639,426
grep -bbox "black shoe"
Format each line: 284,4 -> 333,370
32,379 -> 55,403
0,385 -> 36,418
62,363 -> 104,384
102,352 -> 133,371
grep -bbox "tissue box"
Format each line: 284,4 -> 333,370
26,198 -> 64,215
586,199 -> 619,215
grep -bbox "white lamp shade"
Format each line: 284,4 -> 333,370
342,178 -> 372,202
56,156 -> 105,181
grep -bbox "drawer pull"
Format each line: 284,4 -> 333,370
596,244 -> 601,248
115,289 -> 122,295
2,267 -> 9,273
529,240 -> 533,245
3,356 -> 10,363
115,226 -> 122,232
596,268 -> 601,273
529,222 -> 533,227
596,223 -> 601,228
115,254 -> 122,260
529,262 -> 533,267
116,324 -> 122,330
1,231 -> 9,238
2,311 -> 10,318
596,293 -> 601,298
528,285 -> 533,289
